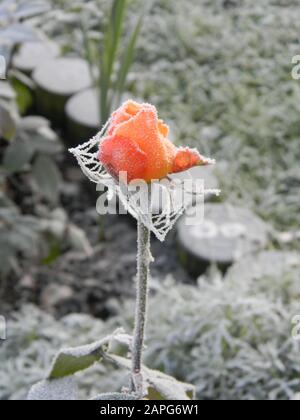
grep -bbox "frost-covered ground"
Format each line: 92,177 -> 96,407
1,254 -> 299,400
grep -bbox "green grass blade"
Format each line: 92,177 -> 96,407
114,15 -> 143,106
100,0 -> 127,123
81,21 -> 98,87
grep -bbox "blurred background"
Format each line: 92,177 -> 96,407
0,0 -> 300,400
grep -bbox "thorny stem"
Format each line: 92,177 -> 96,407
131,219 -> 151,397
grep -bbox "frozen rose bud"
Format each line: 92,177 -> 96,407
98,100 -> 214,183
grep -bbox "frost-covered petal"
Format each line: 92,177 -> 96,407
98,135 -> 147,183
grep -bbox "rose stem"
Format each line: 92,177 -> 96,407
131,219 -> 151,396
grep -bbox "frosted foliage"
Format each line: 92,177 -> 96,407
69,123 -> 211,241
144,366 -> 195,400
27,377 -> 77,401
0,307 -> 127,400
49,329 -> 131,379
90,393 -> 139,400
149,376 -> 193,400
127,264 -> 300,401
106,355 -> 195,400
1,256 -> 300,402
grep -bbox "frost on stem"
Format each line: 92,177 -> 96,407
131,219 -> 151,397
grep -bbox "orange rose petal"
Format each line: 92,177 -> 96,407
125,101 -> 141,116
99,135 -> 147,182
107,101 -> 142,135
114,107 -> 172,181
158,120 -> 169,137
172,148 -> 203,174
108,111 -> 129,135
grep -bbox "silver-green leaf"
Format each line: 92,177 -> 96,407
33,154 -> 61,202
0,102 -> 18,141
3,137 -> 34,174
48,330 -> 128,380
106,355 -> 195,400
27,377 -> 77,401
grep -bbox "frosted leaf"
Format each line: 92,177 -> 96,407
69,123 -> 219,242
110,332 -> 133,349
27,377 -> 77,401
49,329 -> 128,379
90,393 -> 139,401
49,339 -> 108,379
67,224 -> 93,257
24,326 -> 131,400
147,376 -> 195,401
104,355 -> 195,400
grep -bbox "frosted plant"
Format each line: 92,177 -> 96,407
29,100 -> 218,400
3,257 -> 300,401
69,116 -> 218,241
